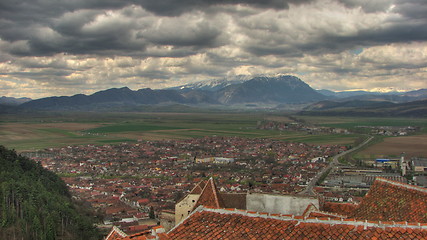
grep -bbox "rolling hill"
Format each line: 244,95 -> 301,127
299,99 -> 427,117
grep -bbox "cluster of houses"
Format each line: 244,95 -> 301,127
28,136 -> 346,231
258,120 -> 422,137
257,120 -> 350,134
319,155 -> 427,204
356,125 -> 420,136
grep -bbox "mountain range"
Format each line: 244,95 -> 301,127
3,75 -> 427,116
18,75 -> 328,111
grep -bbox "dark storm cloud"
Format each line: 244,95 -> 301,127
339,0 -> 427,20
137,0 -> 312,16
240,0 -> 427,58
324,20 -> 427,54
0,0 -> 229,57
1,0 -> 426,58
1,0 -> 427,98
0,1 -> 134,39
395,0 -> 427,20
245,45 -> 304,58
0,0 -> 143,56
338,0 -> 392,13
142,18 -> 224,48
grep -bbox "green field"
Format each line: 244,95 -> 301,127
299,116 -> 427,132
85,123 -> 184,133
0,112 -> 425,151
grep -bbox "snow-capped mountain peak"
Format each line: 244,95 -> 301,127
169,75 -> 252,92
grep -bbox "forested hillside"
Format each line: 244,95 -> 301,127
0,145 -> 100,240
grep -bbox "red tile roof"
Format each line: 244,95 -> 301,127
120,230 -> 152,240
305,207 -> 346,219
307,211 -> 343,219
302,203 -> 347,219
106,226 -> 169,240
168,206 -> 427,239
189,180 -> 206,195
351,178 -> 427,223
322,202 -> 359,216
192,177 -> 224,210
219,193 -> 247,210
302,203 -> 318,217
105,226 -> 128,240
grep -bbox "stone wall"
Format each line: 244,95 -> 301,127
246,193 -> 319,215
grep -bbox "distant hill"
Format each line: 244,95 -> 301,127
316,88 -> 427,102
0,145 -> 99,239
334,94 -> 426,103
0,96 -> 32,105
300,99 -> 427,117
0,104 -> 16,114
303,100 -> 396,111
20,87 -> 213,111
404,88 -> 427,98
316,89 -> 379,98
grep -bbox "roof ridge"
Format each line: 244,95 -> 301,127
105,226 -> 128,240
192,177 -> 224,210
302,203 -> 318,217
208,177 -> 221,208
189,179 -> 207,194
195,206 -> 427,230
376,177 -> 427,193
126,230 -> 152,237
325,202 -> 359,206
309,209 -> 348,219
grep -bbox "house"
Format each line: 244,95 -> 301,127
213,157 -> 234,164
174,179 -> 207,224
318,177 -> 427,223
194,157 -> 214,163
350,177 -> 427,223
109,177 -> 427,239
168,206 -> 427,239
413,158 -> 427,172
168,177 -> 427,239
174,178 -> 317,224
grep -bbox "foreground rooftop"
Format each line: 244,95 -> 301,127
168,206 -> 427,239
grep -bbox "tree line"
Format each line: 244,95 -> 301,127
0,145 -> 100,240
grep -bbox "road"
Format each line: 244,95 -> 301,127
299,136 -> 374,195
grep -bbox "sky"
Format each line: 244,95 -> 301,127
1,0 -> 426,99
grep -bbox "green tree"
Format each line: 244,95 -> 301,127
0,145 -> 100,240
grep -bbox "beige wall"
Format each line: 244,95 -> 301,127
246,193 -> 319,216
414,166 -> 427,172
175,194 -> 200,224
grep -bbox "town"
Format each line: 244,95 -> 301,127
28,136 -> 345,232
24,134 -> 427,239
257,120 -> 420,136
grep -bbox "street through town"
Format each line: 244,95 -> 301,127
299,136 -> 375,195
